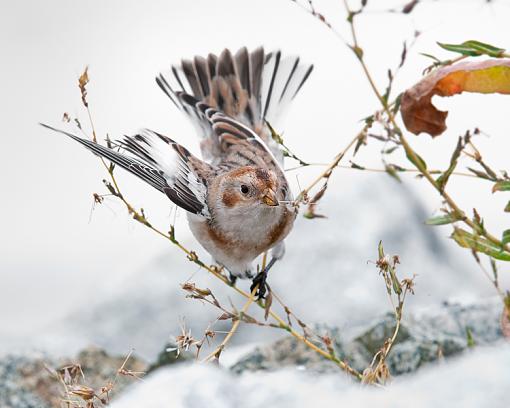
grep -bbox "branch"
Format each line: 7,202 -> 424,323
341,0 -> 510,254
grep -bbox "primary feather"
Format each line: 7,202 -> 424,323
156,46 -> 313,162
40,124 -> 212,217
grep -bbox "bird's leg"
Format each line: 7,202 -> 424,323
228,272 -> 238,286
250,257 -> 278,300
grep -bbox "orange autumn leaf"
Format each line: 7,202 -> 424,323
400,59 -> 510,137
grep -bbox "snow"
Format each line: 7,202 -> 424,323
112,344 -> 510,408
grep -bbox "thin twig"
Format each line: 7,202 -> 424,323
295,131 -> 362,203
288,162 -> 479,179
202,286 -> 258,362
341,0 -> 510,253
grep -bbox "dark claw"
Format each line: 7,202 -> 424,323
228,272 -> 238,286
250,270 -> 268,299
250,257 -> 278,300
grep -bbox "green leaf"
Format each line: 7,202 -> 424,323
392,93 -> 402,115
462,40 -> 506,58
492,181 -> 510,193
437,42 -> 481,57
437,40 -> 506,58
389,266 -> 402,295
420,52 -> 441,63
378,240 -> 384,260
451,229 -> 510,261
466,327 -> 476,348
505,201 -> 510,213
425,213 -> 460,226
405,149 -> 427,172
385,164 -> 402,183
468,167 -> 492,180
436,137 -> 462,191
383,145 -> 400,155
350,162 -> 365,170
265,120 -> 283,145
490,258 -> 498,281
503,229 -> 510,246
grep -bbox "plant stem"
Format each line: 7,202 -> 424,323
296,132 -> 361,202
342,0 -> 510,253
203,286 -> 258,362
103,165 -> 363,380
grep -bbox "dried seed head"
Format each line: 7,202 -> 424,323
172,321 -> 200,357
402,277 -> 416,294
187,251 -> 199,262
204,329 -> 216,340
58,364 -> 84,385
69,385 -> 95,401
181,282 -> 195,292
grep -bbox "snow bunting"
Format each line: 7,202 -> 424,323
43,47 -> 313,297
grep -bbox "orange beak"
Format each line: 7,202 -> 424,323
261,190 -> 279,206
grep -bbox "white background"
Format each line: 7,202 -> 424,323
1,0 -> 510,339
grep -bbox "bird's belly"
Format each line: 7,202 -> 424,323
186,210 -> 295,277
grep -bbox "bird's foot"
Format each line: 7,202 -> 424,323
250,257 -> 278,300
228,272 -> 238,286
250,269 -> 268,300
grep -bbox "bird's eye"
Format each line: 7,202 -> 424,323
240,184 -> 249,195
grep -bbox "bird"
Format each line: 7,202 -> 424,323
42,46 -> 313,298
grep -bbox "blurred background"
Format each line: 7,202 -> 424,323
1,0 -> 509,362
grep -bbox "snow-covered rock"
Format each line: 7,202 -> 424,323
111,344 -> 510,408
0,347 -> 147,408
231,298 -> 504,375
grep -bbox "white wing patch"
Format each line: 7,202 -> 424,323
120,130 -> 211,217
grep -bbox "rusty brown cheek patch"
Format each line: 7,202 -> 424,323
222,191 -> 240,207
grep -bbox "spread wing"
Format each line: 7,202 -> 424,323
40,124 -> 213,217
174,93 -> 284,174
156,47 -> 313,162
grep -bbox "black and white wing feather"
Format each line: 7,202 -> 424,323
41,124 -> 213,217
173,94 -> 283,170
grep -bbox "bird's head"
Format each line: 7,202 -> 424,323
218,166 -> 282,212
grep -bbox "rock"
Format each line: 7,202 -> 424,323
0,346 -> 148,408
148,342 -> 194,372
232,298 -> 503,376
0,352 -> 51,408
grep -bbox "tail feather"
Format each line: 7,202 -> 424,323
249,47 -> 265,104
260,50 -> 281,120
156,46 -> 313,161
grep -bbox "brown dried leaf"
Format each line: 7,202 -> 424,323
264,289 -> 273,321
69,385 -> 95,401
218,312 -> 233,321
402,0 -> 419,14
78,66 -> 90,108
401,59 -> 510,137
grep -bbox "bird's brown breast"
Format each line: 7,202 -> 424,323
204,206 -> 295,257
266,207 -> 295,248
